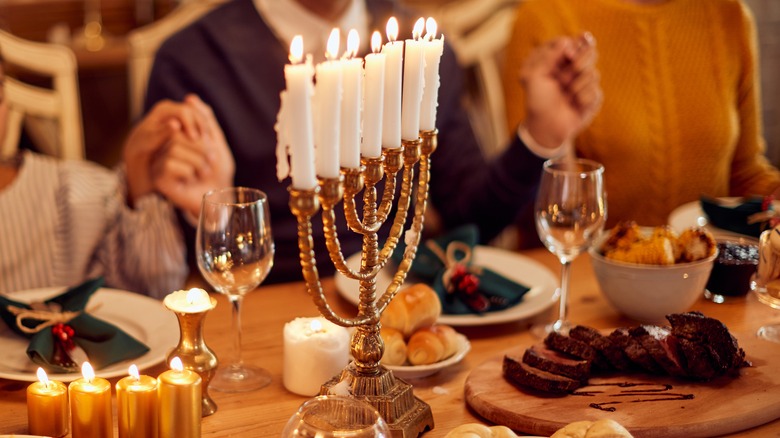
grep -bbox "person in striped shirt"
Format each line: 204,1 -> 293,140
0,53 -> 234,299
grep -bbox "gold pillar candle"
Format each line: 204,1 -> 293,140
158,357 -> 202,438
69,362 -> 112,438
116,364 -> 158,438
27,367 -> 68,437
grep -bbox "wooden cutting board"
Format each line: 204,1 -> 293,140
464,332 -> 780,437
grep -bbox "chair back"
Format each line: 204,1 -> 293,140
0,29 -> 84,160
127,0 -> 226,120
438,0 -> 521,156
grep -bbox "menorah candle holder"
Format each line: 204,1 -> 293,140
289,129 -> 438,438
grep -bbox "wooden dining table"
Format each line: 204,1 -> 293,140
0,247 -> 778,437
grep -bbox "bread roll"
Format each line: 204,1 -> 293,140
380,327 -> 407,366
406,324 -> 459,365
444,424 -> 517,438
551,419 -> 633,438
381,283 -> 441,338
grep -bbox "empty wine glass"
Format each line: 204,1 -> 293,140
751,228 -> 780,343
281,395 -> 391,437
196,187 -> 275,392
533,158 -> 606,337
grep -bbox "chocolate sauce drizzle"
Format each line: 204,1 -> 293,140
573,382 -> 695,412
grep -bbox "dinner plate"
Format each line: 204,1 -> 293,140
335,246 -> 558,326
386,333 -> 470,379
668,198 -> 779,239
0,287 -> 178,382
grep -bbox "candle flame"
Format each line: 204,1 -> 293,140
326,28 -> 340,60
371,31 -> 382,53
386,17 -> 399,42
310,318 -> 323,333
346,29 -> 359,58
425,17 -> 438,40
82,362 -> 95,383
36,367 -> 49,387
186,288 -> 205,304
129,364 -> 140,380
413,17 -> 425,40
170,357 -> 184,372
290,35 -> 304,64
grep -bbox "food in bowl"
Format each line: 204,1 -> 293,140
705,238 -> 759,300
589,223 -> 718,322
600,221 -> 717,265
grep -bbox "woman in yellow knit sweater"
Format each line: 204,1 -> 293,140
503,0 -> 780,227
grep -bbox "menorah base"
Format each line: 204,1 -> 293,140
321,363 -> 434,438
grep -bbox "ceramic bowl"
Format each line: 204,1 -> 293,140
589,232 -> 717,323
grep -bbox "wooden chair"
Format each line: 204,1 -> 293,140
0,29 -> 84,160
127,0 -> 226,120
437,0 -> 521,157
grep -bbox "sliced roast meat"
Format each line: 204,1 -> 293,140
629,325 -> 687,377
522,343 -> 591,381
609,327 -> 664,374
544,332 -> 596,362
676,337 -> 720,380
569,325 -> 631,371
503,354 -> 582,393
667,311 -> 748,374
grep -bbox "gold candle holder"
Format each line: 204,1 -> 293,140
163,290 -> 218,417
289,130 -> 438,437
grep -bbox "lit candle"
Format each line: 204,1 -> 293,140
314,28 -> 343,178
361,31 -> 385,159
283,317 -> 351,396
163,288 -> 216,314
158,357 -> 202,438
117,364 -> 158,438
278,35 -> 317,189
420,18 -> 444,131
27,367 -> 68,438
381,17 -> 403,149
401,18 -> 426,141
340,29 -> 362,169
69,362 -> 112,438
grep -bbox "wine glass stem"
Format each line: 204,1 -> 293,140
557,260 -> 572,326
229,295 -> 244,366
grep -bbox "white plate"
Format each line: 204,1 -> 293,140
386,333 -> 470,379
0,287 -> 178,382
335,246 -> 558,326
668,198 -> 779,239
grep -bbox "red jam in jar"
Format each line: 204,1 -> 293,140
705,241 -> 759,298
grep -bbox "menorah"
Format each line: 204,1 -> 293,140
288,129 -> 437,437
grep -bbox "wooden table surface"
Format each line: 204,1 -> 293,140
1,248 -> 778,437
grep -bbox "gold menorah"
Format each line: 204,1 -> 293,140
288,130 -> 437,437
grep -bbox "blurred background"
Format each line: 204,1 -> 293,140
0,0 -> 777,168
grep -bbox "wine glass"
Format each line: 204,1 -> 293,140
533,158 -> 606,337
281,395 -> 391,437
196,187 -> 275,392
751,229 -> 780,343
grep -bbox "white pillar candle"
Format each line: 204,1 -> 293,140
401,18 -> 426,141
361,31 -> 385,159
340,29 -> 362,169
420,18 -> 444,132
283,317 -> 351,396
314,28 -> 343,179
278,35 -> 316,189
381,17 -> 403,149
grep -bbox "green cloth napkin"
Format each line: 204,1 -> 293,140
0,278 -> 150,374
700,196 -> 773,238
392,225 -> 531,315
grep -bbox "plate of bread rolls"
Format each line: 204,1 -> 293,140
379,284 -> 471,379
336,246 -> 558,326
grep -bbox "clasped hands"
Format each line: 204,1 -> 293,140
124,94 -> 235,219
